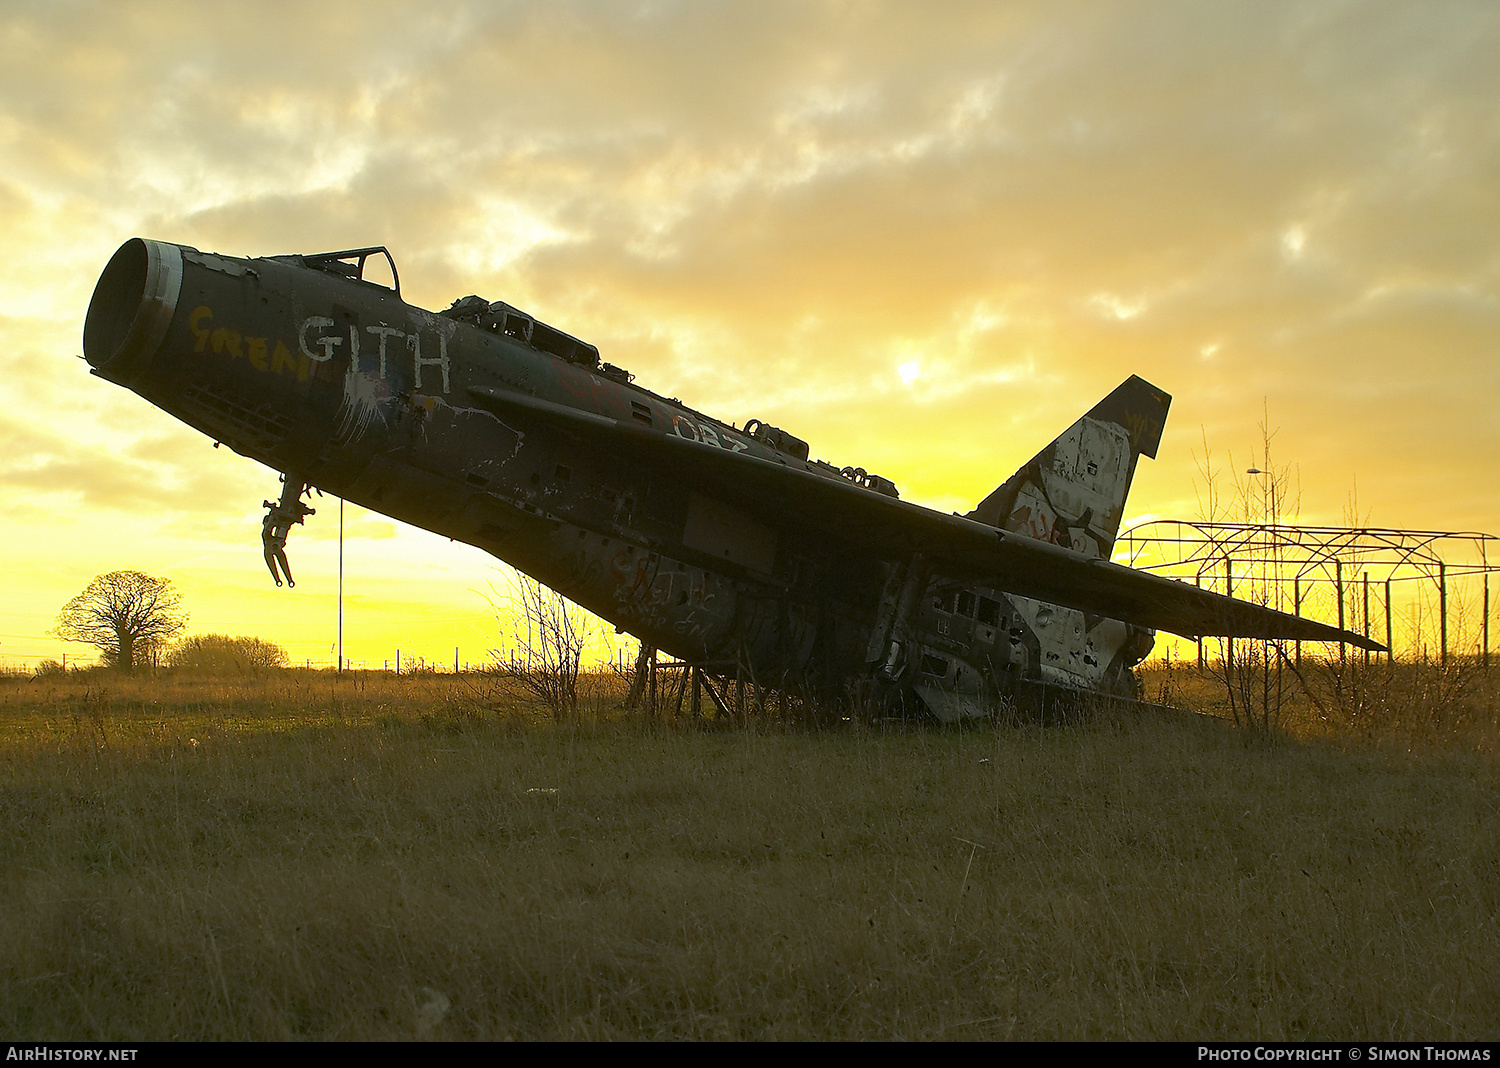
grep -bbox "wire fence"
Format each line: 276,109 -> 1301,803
0,638 -> 484,677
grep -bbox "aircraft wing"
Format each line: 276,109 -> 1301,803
469,388 -> 1385,651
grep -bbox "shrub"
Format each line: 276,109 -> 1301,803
167,634 -> 289,675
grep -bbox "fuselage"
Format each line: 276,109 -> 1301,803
84,239 -> 1150,718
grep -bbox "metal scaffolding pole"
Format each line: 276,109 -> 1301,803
1224,559 -> 1234,679
1440,562 -> 1448,668
1336,559 -> 1345,668
1294,575 -> 1302,669
1385,577 -> 1394,663
1362,572 -> 1370,667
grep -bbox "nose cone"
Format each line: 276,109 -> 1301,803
83,238 -> 184,383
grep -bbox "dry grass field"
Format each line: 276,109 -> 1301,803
0,662 -> 1497,1040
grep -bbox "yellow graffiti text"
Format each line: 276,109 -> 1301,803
189,306 -> 310,383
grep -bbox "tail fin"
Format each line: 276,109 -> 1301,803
967,375 -> 1170,559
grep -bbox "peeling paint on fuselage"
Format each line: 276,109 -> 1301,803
338,366 -> 392,440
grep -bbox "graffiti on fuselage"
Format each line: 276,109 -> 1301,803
554,362 -> 748,453
667,413 -> 749,452
187,307 -> 454,397
556,362 -> 630,417
188,305 -> 311,382
296,314 -> 455,441
607,545 -> 719,639
298,315 -> 451,394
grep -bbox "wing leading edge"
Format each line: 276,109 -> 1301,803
468,387 -> 1386,653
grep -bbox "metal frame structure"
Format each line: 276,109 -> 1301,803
1117,521 -> 1498,667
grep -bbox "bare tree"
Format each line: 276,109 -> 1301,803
1196,408 -> 1303,738
493,573 -> 594,721
52,571 -> 187,675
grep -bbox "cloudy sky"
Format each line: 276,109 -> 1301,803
3,0 -> 1497,669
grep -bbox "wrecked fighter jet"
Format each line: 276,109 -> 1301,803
82,239 -> 1382,720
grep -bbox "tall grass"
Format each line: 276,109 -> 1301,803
1141,653 -> 1500,753
0,670 -> 1496,1039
